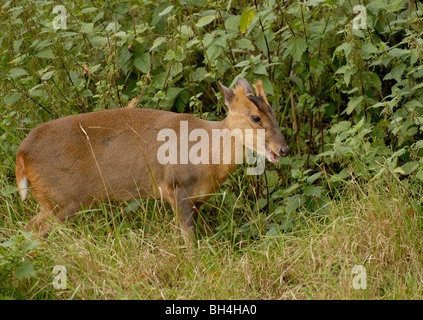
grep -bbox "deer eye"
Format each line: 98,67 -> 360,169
251,115 -> 261,123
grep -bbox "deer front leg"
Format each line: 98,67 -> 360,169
171,187 -> 198,248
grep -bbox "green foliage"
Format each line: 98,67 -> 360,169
0,233 -> 41,298
1,0 -> 423,241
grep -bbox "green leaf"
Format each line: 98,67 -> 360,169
106,22 -> 120,33
361,43 -> 379,59
393,166 -> 405,175
334,42 -> 352,58
265,170 -> 279,187
9,68 -> 28,79
14,261 -> 36,278
191,67 -> 209,82
235,38 -> 255,51
330,121 -> 351,134
166,87 -> 184,99
416,169 -> 423,182
13,39 -> 23,54
161,87 -> 184,110
4,92 -> 22,105
287,37 -> 307,61
387,0 -> 404,12
134,53 -> 151,74
36,48 -> 55,59
411,83 -> 423,92
89,64 -> 102,73
260,76 -> 274,95
388,48 -> 410,59
335,64 -> 354,86
239,7 -> 255,33
345,96 -> 364,115
196,15 -> 216,28
149,37 -> 166,52
284,194 -> 305,214
0,240 -> 17,248
23,239 -> 41,251
90,36 -> 107,49
206,45 -> 223,62
383,63 -> 406,82
307,172 -> 323,184
81,7 -> 98,14
202,33 -> 214,48
367,0 -> 389,14
41,70 -> 55,80
225,15 -> 240,31
180,25 -> 194,37
414,140 -> 423,149
82,89 -> 93,98
330,168 -> 350,182
80,22 -> 94,35
234,60 -> 250,68
303,186 -> 324,197
266,223 -> 280,237
253,64 -> 267,75
125,200 -> 140,213
401,161 -> 418,175
29,88 -> 47,98
159,5 -> 174,16
118,46 -> 132,73
368,72 -> 382,91
258,198 -> 268,209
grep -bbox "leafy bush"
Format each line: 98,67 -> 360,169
0,233 -> 41,298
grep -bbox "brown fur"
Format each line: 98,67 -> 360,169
16,78 -> 289,247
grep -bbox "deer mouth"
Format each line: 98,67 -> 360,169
265,145 -> 280,163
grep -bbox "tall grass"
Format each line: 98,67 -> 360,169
1,171 -> 422,299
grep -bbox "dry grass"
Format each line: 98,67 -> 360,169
1,176 -> 423,300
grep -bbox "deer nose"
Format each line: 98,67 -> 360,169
280,145 -> 290,156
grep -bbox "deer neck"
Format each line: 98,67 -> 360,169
211,114 -> 245,176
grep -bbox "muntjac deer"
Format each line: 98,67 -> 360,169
16,77 -> 290,247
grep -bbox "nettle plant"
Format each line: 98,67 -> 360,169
325,1 -> 423,196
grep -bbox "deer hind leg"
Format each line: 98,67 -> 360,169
26,186 -> 86,236
26,199 -> 55,237
27,201 -> 85,237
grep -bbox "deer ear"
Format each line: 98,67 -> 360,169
219,81 -> 235,108
254,80 -> 270,105
235,77 -> 254,95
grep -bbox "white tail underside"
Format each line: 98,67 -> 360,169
18,173 -> 29,201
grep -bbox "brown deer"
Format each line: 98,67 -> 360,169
15,77 -> 290,247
